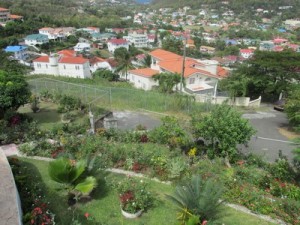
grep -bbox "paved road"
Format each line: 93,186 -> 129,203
241,109 -> 296,162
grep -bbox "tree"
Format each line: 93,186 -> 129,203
141,54 -> 152,68
285,87 -> 300,130
191,104 -> 255,161
231,50 -> 300,101
219,65 -> 250,99
93,69 -> 119,81
114,47 -> 134,80
162,37 -> 183,55
0,70 -> 31,119
153,72 -> 181,93
166,175 -> 224,223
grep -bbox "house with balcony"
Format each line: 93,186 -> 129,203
4,45 -> 28,60
39,27 -> 75,40
74,42 -> 91,52
107,39 -> 129,53
0,7 -> 22,25
124,30 -> 148,48
24,34 -> 49,46
127,49 -> 228,94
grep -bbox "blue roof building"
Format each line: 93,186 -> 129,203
4,45 -> 28,60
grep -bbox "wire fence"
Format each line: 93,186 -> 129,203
28,78 -> 211,115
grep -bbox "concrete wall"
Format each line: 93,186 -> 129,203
195,94 -> 261,107
0,149 -> 22,225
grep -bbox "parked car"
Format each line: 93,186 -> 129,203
273,99 -> 286,111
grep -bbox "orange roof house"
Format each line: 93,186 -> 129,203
129,68 -> 159,78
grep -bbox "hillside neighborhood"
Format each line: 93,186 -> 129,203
0,1 -> 300,225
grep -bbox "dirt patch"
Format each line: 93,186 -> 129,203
278,127 -> 300,140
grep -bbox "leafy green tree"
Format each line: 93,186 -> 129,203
233,50 -> 300,101
191,104 -> 255,160
93,69 -> 119,81
285,87 -> 300,130
219,65 -> 250,99
162,37 -> 183,55
0,70 -> 31,119
167,175 -> 224,223
114,47 -> 134,80
153,72 -> 181,93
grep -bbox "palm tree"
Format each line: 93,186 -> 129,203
114,47 -> 134,81
166,175 -> 224,223
48,157 -> 97,197
153,72 -> 181,93
141,54 -> 152,68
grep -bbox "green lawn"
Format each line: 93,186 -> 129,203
18,101 -> 88,130
18,158 -> 276,225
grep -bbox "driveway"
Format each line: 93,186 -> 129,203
241,109 -> 296,162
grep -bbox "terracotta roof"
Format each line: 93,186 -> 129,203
129,68 -> 159,77
240,49 -> 254,53
59,57 -> 88,64
106,58 -> 118,67
217,66 -> 229,77
10,14 -> 22,19
58,49 -> 76,57
0,7 -> 8,11
108,39 -> 128,45
158,58 -> 213,77
150,49 -> 181,61
33,56 -> 49,63
89,57 -> 105,65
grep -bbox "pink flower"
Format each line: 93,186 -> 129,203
202,220 -> 208,225
84,212 -> 89,219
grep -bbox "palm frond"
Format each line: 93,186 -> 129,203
74,176 -> 97,194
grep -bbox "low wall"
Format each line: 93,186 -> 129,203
195,94 -> 260,107
0,148 -> 22,225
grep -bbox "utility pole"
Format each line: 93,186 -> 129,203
180,36 -> 187,92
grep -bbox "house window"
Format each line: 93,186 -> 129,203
46,64 -> 48,68
37,63 -> 41,68
64,65 -> 66,69
205,78 -> 211,82
189,78 -> 195,84
75,65 -> 80,70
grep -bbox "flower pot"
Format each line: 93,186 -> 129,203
121,208 -> 143,219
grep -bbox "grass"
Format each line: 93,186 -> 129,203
17,157 -> 276,225
26,76 -> 210,116
18,101 -> 88,130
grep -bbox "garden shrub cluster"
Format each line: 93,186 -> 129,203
9,158 -> 55,225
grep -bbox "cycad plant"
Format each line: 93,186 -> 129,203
48,157 -> 97,199
167,175 -> 224,223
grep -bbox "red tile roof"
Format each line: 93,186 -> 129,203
10,14 -> 23,19
0,7 -> 8,11
33,56 -> 49,63
108,39 -> 128,45
217,66 -> 229,77
129,68 -> 159,77
240,49 -> 254,53
150,49 -> 181,61
58,49 -> 76,57
59,57 -> 89,64
89,57 -> 106,65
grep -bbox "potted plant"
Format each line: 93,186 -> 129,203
116,177 -> 153,218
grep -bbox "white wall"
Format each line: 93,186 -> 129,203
58,62 -> 91,78
90,61 -> 112,73
33,62 -> 55,75
128,73 -> 158,90
107,43 -> 129,53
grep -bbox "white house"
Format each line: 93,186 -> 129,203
74,43 -> 91,52
4,45 -> 28,60
24,34 -> 49,46
89,57 -> 112,73
77,27 -> 100,35
39,27 -> 75,40
240,49 -> 254,59
107,39 -> 129,53
32,54 -> 91,78
127,49 -> 228,93
124,32 -> 148,48
127,68 -> 159,90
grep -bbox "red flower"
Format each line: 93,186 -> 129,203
84,212 -> 89,219
202,220 -> 208,225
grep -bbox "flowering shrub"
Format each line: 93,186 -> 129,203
30,200 -> 55,225
116,177 -> 153,213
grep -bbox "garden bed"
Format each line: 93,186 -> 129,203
12,157 -> 276,225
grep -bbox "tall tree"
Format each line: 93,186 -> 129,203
162,37 -> 183,55
114,47 -> 134,80
0,70 -> 31,119
141,54 -> 152,68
